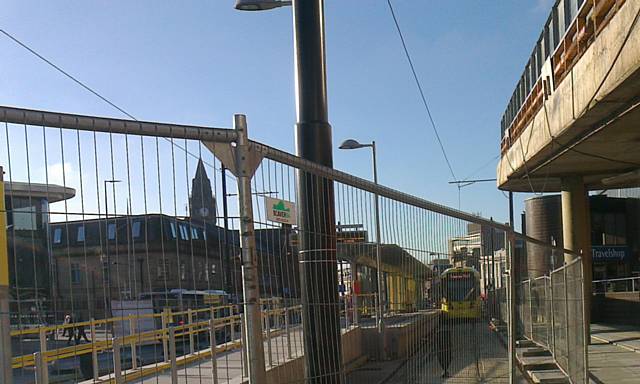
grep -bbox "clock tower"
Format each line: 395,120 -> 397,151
190,159 -> 217,224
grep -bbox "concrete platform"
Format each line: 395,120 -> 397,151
517,346 -> 551,358
591,323 -> 640,353
589,337 -> 640,383
518,356 -> 557,371
528,369 -> 568,384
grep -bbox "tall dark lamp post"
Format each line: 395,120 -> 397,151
339,139 -> 386,358
235,0 -> 342,381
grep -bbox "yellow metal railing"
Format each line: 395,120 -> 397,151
10,302 -> 303,378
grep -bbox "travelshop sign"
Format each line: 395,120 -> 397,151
265,197 -> 297,225
592,245 -> 630,262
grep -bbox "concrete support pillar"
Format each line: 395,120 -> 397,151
561,176 -> 592,332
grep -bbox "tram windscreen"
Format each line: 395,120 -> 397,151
444,272 -> 476,301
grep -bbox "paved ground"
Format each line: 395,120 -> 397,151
131,327 -> 305,384
385,321 -> 523,384
589,323 -> 640,384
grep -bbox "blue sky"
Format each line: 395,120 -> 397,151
1,1 -> 556,230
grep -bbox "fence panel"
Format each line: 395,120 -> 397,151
0,113 -> 253,384
551,265 -> 569,376
249,154 -> 511,383
565,259 -> 586,384
3,106 -> 568,383
530,276 -> 550,349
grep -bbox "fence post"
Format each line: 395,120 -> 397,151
528,281 -> 534,339
241,313 -> 248,378
34,352 -> 47,384
129,317 -> 137,370
168,327 -> 178,384
232,114 -> 267,383
188,309 -> 195,354
38,327 -> 49,383
285,307 -> 292,359
162,308 -> 170,362
230,314 -> 236,343
266,311 -> 273,367
0,167 -> 13,384
209,318 -> 219,384
90,319 -> 99,381
507,231 -> 517,384
580,262 -> 589,383
113,337 -> 122,384
550,272 -> 556,359
563,264 -> 570,374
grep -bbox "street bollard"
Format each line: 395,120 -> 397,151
113,337 -> 122,384
90,319 -> 99,381
129,317 -> 138,370
38,327 -> 49,384
285,308 -> 292,359
209,318 -> 219,384
168,327 -> 178,384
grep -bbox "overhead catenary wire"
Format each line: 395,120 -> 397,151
385,0 -> 457,182
0,27 -> 234,180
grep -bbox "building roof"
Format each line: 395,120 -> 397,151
5,182 -> 75,203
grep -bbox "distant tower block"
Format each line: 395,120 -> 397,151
190,159 -> 217,224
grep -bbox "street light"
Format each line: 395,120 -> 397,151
234,0 -> 291,11
236,0 -> 342,379
339,139 -> 386,356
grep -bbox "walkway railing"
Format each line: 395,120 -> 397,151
593,276 -> 639,293
501,0 -> 627,153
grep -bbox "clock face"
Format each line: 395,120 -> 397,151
199,207 -> 210,217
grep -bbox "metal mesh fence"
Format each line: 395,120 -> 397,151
564,259 -> 586,384
530,277 -> 550,349
517,257 -> 587,384
2,105 -> 591,383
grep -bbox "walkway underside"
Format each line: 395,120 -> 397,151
498,0 -> 640,192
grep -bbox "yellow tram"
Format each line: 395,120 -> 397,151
440,267 -> 481,319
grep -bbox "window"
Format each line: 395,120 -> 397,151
191,227 -> 199,239
77,226 -> 85,242
107,223 -> 116,240
53,228 -> 63,244
132,221 -> 141,238
180,263 -> 186,281
169,222 -> 177,239
71,263 -> 81,284
13,206 -> 37,231
179,224 -> 189,240
157,260 -> 170,279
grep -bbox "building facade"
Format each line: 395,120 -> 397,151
524,194 -> 640,280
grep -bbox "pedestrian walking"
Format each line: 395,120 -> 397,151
74,313 -> 90,343
66,314 -> 75,345
436,314 -> 452,378
61,314 -> 71,338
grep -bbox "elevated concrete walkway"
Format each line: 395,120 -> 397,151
498,1 -> 640,192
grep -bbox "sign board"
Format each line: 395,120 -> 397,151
592,245 -> 630,262
265,197 -> 297,225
